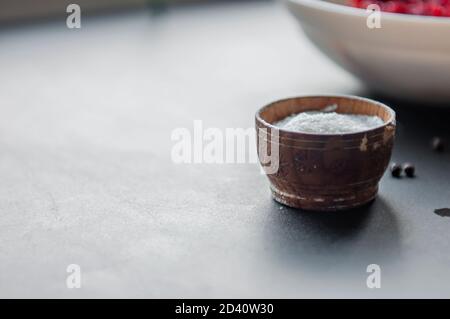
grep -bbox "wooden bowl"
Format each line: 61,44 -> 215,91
255,95 -> 396,211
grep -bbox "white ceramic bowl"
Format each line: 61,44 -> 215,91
286,0 -> 450,103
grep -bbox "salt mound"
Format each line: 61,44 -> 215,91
276,111 -> 383,134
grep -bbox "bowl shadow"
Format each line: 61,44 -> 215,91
353,89 -> 450,136
263,196 -> 401,274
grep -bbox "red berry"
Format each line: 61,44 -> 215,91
349,0 -> 363,7
383,1 -> 407,12
408,2 -> 426,14
430,3 -> 445,15
348,0 -> 450,16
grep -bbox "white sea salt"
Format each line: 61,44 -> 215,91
275,105 -> 384,134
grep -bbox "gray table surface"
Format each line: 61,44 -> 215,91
1,1 -> 450,298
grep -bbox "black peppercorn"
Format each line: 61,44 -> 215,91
431,137 -> 445,152
390,163 -> 402,178
403,163 -> 415,177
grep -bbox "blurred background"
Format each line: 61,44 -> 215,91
0,0 -> 249,23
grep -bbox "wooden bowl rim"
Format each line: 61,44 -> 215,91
255,94 -> 396,137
